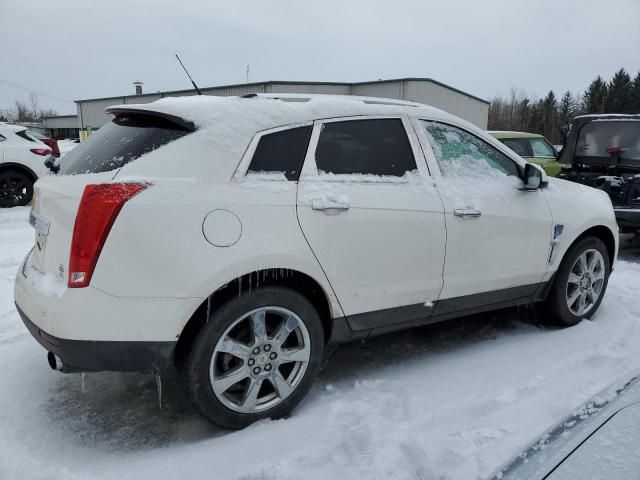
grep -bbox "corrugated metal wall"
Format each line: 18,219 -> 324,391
75,79 -> 489,130
405,80 -> 488,129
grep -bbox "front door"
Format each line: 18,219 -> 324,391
296,116 -> 446,329
417,120 -> 553,311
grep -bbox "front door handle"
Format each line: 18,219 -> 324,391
454,208 -> 481,219
311,198 -> 350,214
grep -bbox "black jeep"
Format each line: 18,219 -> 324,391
558,114 -> 640,232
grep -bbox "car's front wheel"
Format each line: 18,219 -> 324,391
180,286 -> 324,429
543,236 -> 611,326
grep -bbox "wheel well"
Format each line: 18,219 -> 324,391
571,225 -> 616,265
0,163 -> 38,183
174,269 -> 333,367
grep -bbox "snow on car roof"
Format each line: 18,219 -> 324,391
107,94 -> 455,131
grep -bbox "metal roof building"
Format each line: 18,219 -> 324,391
74,78 -> 490,131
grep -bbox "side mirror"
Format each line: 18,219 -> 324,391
523,163 -> 545,191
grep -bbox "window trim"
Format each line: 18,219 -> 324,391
412,118 -> 525,179
300,115 -> 430,182
233,121 -> 314,181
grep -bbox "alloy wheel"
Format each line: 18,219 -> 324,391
565,248 -> 606,316
209,306 -> 311,413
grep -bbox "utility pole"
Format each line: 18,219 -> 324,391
246,64 -> 250,84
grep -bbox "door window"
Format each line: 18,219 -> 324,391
501,139 -> 529,157
529,138 -> 556,158
422,121 -> 519,177
248,126 -> 312,180
315,119 -> 417,176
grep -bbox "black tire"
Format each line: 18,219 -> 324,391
179,286 -> 325,429
0,170 -> 34,207
542,236 -> 611,327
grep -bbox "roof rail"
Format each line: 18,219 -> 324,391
242,93 -> 425,108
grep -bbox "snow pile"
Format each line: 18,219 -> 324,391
1,208 -> 640,479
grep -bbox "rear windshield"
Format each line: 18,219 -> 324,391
576,121 -> 640,161
60,114 -> 191,175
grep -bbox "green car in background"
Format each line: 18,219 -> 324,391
489,131 -> 563,176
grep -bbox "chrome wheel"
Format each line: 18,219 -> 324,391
565,248 -> 606,317
209,306 -> 311,413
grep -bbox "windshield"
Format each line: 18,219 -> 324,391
576,121 -> 640,161
59,113 -> 191,175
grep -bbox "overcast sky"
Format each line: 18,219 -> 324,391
1,0 -> 639,116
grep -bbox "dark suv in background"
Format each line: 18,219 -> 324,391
558,114 -> 640,232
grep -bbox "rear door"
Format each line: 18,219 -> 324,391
296,116 -> 446,330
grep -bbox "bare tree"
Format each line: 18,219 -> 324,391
14,101 -> 32,122
28,91 -> 39,120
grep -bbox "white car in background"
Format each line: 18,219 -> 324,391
0,123 -> 51,207
14,94 -> 618,429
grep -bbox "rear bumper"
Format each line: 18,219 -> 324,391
17,303 -> 175,373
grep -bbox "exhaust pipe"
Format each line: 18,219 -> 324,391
47,352 -> 63,371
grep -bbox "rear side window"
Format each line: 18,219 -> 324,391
248,126 -> 312,180
15,130 -> 36,142
501,139 -> 529,157
315,119 -> 417,176
60,114 -> 191,175
0,134 -> 5,142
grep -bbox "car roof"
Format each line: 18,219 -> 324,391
0,122 -> 28,133
488,131 -> 544,139
107,93 -> 466,131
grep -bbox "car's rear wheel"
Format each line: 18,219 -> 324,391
180,286 -> 324,429
0,170 -> 34,207
542,236 -> 610,327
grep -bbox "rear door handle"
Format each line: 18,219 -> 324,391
454,208 -> 481,219
311,198 -> 350,214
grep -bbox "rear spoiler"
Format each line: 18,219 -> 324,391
105,107 -> 196,132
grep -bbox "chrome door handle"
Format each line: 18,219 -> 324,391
311,198 -> 350,214
454,208 -> 481,219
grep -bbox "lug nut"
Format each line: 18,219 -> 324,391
253,367 -> 261,374
248,358 -> 255,366
252,347 -> 260,355
269,352 -> 277,360
264,364 -> 272,371
264,344 -> 271,352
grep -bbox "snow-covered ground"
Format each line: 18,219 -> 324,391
1,206 -> 639,480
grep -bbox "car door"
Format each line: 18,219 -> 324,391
416,120 -> 553,313
296,116 -> 446,331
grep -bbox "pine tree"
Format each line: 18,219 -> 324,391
540,91 -> 558,142
584,76 -> 608,114
631,71 -> 640,113
605,68 -> 633,113
558,91 -> 577,126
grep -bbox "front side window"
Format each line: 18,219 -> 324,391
315,119 -> 417,176
422,121 -> 519,177
530,138 -> 556,158
247,126 -> 312,180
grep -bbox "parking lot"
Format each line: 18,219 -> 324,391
1,206 -> 639,479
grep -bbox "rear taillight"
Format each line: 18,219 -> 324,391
68,183 -> 147,288
30,148 -> 51,156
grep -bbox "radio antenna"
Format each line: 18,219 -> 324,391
175,54 -> 202,95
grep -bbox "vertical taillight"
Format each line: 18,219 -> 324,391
68,183 -> 147,288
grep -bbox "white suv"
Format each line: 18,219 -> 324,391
0,123 -> 52,207
14,95 -> 618,428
